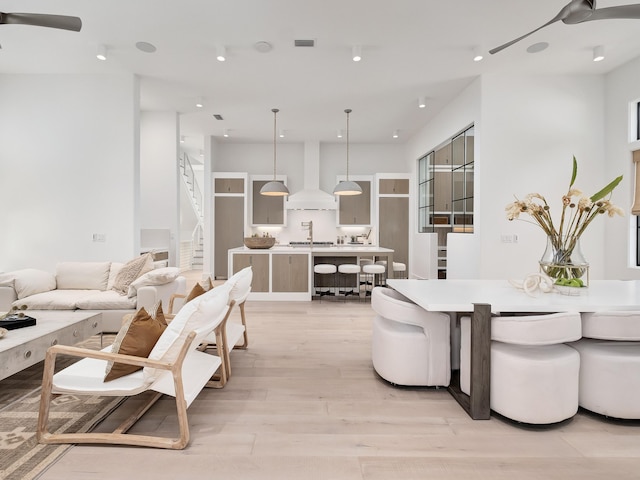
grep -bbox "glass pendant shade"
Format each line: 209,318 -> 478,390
261,108 -> 289,197
334,108 -> 362,196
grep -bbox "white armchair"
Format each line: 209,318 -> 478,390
37,283 -> 232,450
371,287 -> 451,386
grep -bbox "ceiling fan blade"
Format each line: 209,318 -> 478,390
583,5 -> 640,21
489,16 -> 561,54
0,12 -> 82,32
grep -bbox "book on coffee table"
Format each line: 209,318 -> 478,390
0,315 -> 37,330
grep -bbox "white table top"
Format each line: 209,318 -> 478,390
386,279 -> 640,313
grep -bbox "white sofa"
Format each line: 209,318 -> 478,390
0,262 -> 186,332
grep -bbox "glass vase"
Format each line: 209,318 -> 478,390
539,236 -> 589,287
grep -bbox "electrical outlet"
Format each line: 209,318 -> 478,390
500,234 -> 518,244
92,233 -> 106,242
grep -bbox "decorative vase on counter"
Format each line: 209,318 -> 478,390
539,235 -> 589,287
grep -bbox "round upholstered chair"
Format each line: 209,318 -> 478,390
568,311 -> 640,419
460,312 -> 582,424
371,287 -> 451,386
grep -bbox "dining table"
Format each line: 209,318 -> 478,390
386,278 -> 640,420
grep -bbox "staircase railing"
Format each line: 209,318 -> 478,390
179,153 -> 203,220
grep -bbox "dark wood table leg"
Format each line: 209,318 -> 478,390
447,303 -> 491,420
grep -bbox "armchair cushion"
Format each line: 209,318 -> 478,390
105,305 -> 168,381
144,283 -> 231,382
111,253 -> 154,295
0,268 -> 56,299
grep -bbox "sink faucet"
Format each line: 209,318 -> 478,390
302,221 -> 313,244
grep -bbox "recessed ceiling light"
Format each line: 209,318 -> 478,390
352,45 -> 362,62
196,97 -> 204,108
216,45 -> 226,62
254,41 -> 272,53
527,42 -> 549,54
392,130 -> 399,139
136,41 -> 157,53
473,46 -> 483,62
96,44 -> 107,61
418,96 -> 426,109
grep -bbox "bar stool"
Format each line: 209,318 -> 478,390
338,263 -> 361,300
359,257 -> 374,291
393,262 -> 407,279
313,264 -> 337,301
362,263 -> 386,299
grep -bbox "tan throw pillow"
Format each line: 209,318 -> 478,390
185,283 -> 206,303
111,253 -> 154,295
184,277 -> 214,303
104,306 -> 167,382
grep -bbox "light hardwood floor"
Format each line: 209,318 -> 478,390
40,276 -> 640,479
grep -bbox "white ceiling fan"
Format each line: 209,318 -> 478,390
490,0 -> 640,54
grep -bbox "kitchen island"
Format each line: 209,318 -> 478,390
228,245 -> 394,301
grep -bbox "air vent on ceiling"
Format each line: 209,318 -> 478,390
213,114 -> 224,120
294,39 -> 315,47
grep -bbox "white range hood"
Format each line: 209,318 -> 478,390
286,141 -> 337,210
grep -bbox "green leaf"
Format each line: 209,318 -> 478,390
590,175 -> 623,202
570,156 -> 577,187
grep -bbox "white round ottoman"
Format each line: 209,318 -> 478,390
569,339 -> 640,419
460,312 -> 582,424
490,342 -> 580,424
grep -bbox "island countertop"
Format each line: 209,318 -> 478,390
228,245 -> 394,254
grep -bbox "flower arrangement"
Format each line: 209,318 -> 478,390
505,156 -> 623,286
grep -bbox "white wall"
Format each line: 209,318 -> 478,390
140,111 -> 180,266
604,55 -> 640,280
0,73 -> 140,272
406,78 -> 481,279
406,73 -> 621,280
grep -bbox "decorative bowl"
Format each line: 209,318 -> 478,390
244,237 -> 276,249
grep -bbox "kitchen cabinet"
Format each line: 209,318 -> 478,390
379,178 -> 409,195
215,178 -> 245,194
338,180 -> 371,225
232,253 -> 269,292
433,171 -> 451,212
214,174 -> 246,280
252,180 -> 285,225
272,254 -> 309,293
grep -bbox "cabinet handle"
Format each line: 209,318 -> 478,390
249,256 -> 253,265
289,255 -> 291,265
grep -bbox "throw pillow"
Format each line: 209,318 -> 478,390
184,277 -> 214,303
127,267 -> 180,298
104,305 -> 167,382
0,269 -> 57,299
111,253 -> 154,295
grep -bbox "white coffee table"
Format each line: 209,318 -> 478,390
0,310 -> 103,381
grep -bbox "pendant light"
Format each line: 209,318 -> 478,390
260,108 -> 290,196
333,108 -> 362,196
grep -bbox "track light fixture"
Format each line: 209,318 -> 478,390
473,46 -> 484,62
216,45 -> 226,62
352,45 -> 362,62
593,45 -> 604,62
96,44 -> 107,61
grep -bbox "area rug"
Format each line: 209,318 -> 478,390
0,334 -> 121,480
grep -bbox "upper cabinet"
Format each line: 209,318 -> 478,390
215,178 -> 245,194
378,178 -> 409,195
251,178 -> 286,225
337,178 -> 372,226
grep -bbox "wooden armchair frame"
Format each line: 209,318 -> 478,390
37,320 -> 226,449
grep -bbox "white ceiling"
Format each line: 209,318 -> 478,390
2,0 -> 640,158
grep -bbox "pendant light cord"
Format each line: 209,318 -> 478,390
272,108 -> 279,180
345,108 -> 352,181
